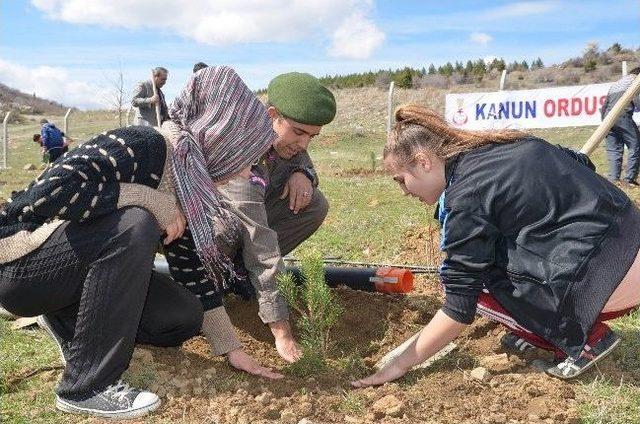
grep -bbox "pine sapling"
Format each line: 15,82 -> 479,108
277,252 -> 343,375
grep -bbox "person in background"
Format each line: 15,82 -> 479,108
602,66 -> 640,186
39,119 -> 70,162
131,67 -> 170,127
193,62 -> 208,73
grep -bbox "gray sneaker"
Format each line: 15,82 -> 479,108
37,315 -> 70,366
500,332 -> 536,353
55,380 -> 160,419
545,330 -> 620,379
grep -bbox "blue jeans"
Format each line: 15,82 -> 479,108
605,114 -> 640,182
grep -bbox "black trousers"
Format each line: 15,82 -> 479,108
0,207 -> 203,399
47,147 -> 64,162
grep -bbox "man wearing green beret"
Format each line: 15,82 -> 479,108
203,72 -> 336,375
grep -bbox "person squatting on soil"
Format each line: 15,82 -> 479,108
602,66 -> 640,186
0,67 -> 281,419
163,71 -> 335,375
352,104 -> 640,387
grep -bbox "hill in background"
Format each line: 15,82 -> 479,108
317,42 -> 639,92
0,82 -> 70,119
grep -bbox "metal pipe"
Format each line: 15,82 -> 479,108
153,258 -> 415,294
283,257 -> 437,274
2,110 -> 12,169
499,70 -> 507,91
64,108 -> 72,136
386,81 -> 395,133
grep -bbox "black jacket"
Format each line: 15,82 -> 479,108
438,137 -> 640,357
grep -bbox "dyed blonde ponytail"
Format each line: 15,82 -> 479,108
384,104 -> 526,165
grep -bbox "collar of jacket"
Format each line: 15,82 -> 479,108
444,154 -> 460,186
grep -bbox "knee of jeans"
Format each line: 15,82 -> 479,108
147,301 -> 203,346
307,190 -> 329,225
121,207 -> 162,251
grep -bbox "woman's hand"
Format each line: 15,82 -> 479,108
227,348 -> 284,379
351,310 -> 468,388
163,207 -> 186,244
351,360 -> 410,388
269,320 -> 302,363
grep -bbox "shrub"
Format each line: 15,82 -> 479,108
558,70 -> 581,85
416,74 -> 449,89
534,68 -> 556,84
375,72 -> 391,89
584,59 -> 598,73
277,252 -> 343,375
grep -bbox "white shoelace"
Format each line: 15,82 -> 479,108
104,380 -> 134,402
556,357 -> 580,376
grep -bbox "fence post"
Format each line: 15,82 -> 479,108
622,61 -> 628,77
126,106 -> 134,126
2,111 -> 12,169
499,70 -> 508,91
386,81 -> 395,133
64,108 -> 73,136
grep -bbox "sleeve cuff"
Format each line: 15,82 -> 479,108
441,292 -> 479,324
257,293 -> 290,323
117,183 -> 177,229
201,307 -> 242,356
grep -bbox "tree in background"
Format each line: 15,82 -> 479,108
395,67 -> 414,88
102,66 -> 128,127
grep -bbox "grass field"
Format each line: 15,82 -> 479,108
1,104 -> 639,423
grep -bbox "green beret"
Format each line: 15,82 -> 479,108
267,72 -> 336,126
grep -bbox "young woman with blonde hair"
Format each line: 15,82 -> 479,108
353,104 -> 640,386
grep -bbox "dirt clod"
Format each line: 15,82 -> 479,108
255,392 -> 273,405
479,353 -> 511,372
470,367 -> 491,382
372,394 -> 404,417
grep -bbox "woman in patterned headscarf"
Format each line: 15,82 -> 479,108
0,67 -> 278,419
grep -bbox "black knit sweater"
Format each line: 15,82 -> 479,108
0,126 -> 166,238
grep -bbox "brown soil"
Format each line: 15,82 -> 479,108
399,225 -> 443,268
98,275 -> 593,424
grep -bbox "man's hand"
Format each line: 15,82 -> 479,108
227,348 -> 284,379
269,320 -> 302,363
148,94 -> 159,105
163,207 -> 186,245
280,172 -> 313,214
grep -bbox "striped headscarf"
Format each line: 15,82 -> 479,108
169,66 -> 275,289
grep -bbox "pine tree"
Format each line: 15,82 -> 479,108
395,67 -> 414,88
465,60 -> 474,74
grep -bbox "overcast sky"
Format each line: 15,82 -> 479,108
1,0 -> 638,109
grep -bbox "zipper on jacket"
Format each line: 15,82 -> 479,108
506,269 -> 547,285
